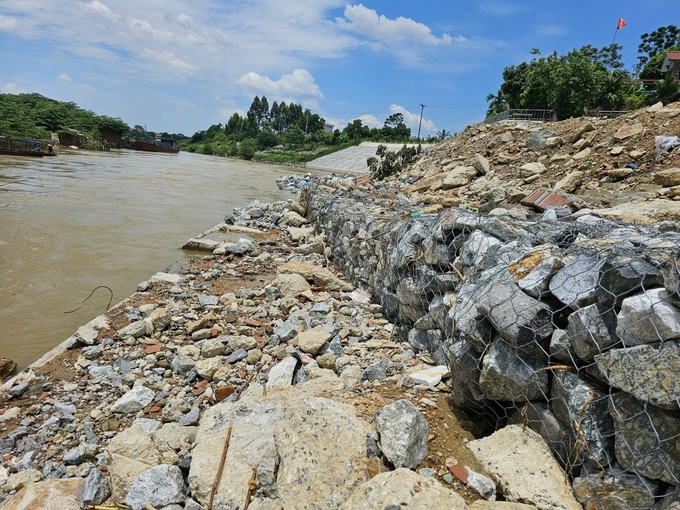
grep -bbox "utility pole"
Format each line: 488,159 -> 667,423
305,111 -> 309,136
417,104 -> 426,141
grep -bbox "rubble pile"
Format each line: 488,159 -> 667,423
398,101 -> 680,223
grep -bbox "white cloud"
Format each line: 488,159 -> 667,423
389,104 -> 437,133
337,4 -> 451,46
141,49 -> 197,73
58,73 -> 72,81
536,24 -> 568,37
216,107 -> 246,121
0,14 -> 18,30
80,0 -> 120,21
477,2 -> 526,16
236,69 -> 323,99
0,83 -> 27,94
357,114 -> 381,128
79,83 -> 95,92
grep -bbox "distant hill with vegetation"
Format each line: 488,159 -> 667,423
183,96 -> 450,163
0,92 -> 129,143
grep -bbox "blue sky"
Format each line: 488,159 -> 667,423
0,1 -> 678,136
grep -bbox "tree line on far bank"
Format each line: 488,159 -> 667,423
0,92 -> 129,143
181,96 -> 452,162
486,24 -> 680,120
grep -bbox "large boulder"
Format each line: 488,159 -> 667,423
616,288 -> 680,346
479,337 -> 548,402
375,399 -> 429,469
467,425 -> 581,510
526,129 -> 558,150
476,281 -> 553,359
609,392 -> 680,484
551,371 -> 615,467
104,424 -> 161,503
273,396 -> 375,508
3,478 -> 82,510
125,465 -> 187,510
340,468 -> 467,509
188,391 -> 283,508
573,463 -> 660,510
566,303 -> 618,362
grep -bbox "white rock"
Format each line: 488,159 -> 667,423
111,386 -> 155,414
408,365 -> 449,388
267,357 -> 299,388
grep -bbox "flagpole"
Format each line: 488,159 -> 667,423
612,27 -> 619,45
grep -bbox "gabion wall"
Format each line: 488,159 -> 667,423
304,178 -> 680,509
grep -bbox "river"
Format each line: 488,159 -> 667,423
0,149 -> 318,369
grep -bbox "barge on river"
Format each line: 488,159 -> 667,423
132,135 -> 179,154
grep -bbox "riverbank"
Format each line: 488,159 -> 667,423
0,195 -> 513,509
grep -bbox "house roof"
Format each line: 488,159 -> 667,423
667,51 -> 680,61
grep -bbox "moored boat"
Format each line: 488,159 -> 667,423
0,137 -> 57,157
132,136 -> 180,154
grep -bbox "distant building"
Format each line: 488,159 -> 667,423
323,123 -> 335,134
661,51 -> 680,80
155,134 -> 178,149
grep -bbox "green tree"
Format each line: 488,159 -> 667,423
640,45 -> 680,80
485,91 -> 507,116
638,25 -> 680,65
655,75 -> 680,104
381,113 -> 411,142
283,124 -> 305,145
238,138 -> 257,159
344,119 -> 370,141
257,129 -> 279,150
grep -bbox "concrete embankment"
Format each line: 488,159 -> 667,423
306,141 -> 435,174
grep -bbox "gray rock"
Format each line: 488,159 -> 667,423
63,445 -> 95,466
375,399 -> 429,469
226,348 -> 248,364
339,468 -> 467,509
408,328 -> 430,351
447,284 -> 493,353
479,337 -> 548,402
567,303 -> 618,362
273,321 -> 298,342
609,392 -> 680,484
597,341 -> 680,410
77,468 -> 110,508
474,153 -> 490,175
550,252 -> 606,310
118,320 -> 147,338
125,464 -> 187,510
88,365 -> 123,386
115,359 -> 139,374
573,463 -> 661,510
526,128 -> 558,150
616,288 -> 680,346
53,402 -> 77,418
111,386 -> 155,414
466,467 -> 496,500
551,371 -> 615,467
200,337 -> 225,358
511,246 -> 564,298
9,382 -> 29,397
361,359 -> 389,382
654,485 -> 680,510
177,407 -> 200,427
198,295 -> 218,307
461,230 -> 502,270
549,329 -> 578,363
275,273 -> 310,297
171,355 -> 195,375
132,418 -> 162,434
598,252 -> 663,307
476,281 -> 553,359
445,340 -> 486,410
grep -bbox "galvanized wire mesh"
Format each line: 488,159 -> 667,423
305,179 -> 680,509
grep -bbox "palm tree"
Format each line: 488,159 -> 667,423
656,75 -> 680,104
436,129 -> 452,140
485,91 -> 508,116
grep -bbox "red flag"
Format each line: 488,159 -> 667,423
617,18 -> 626,30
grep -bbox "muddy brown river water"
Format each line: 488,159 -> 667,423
0,149 -> 320,369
